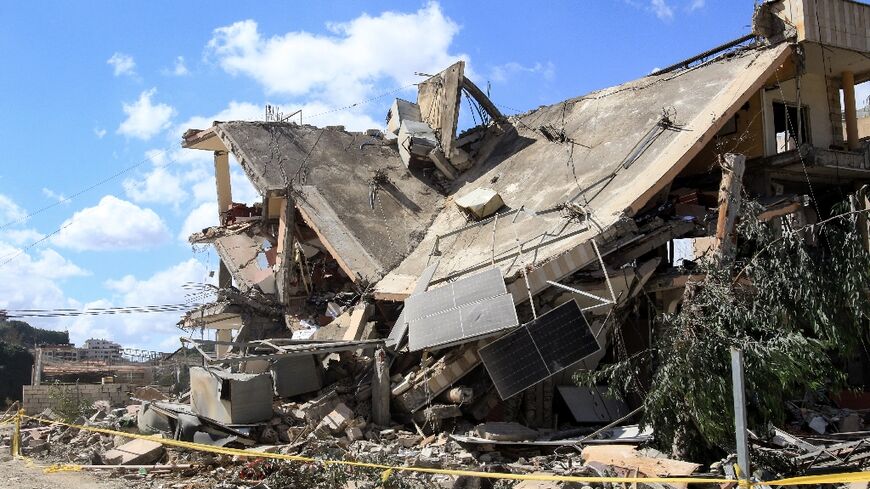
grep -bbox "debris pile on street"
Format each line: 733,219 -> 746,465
5,1 -> 870,487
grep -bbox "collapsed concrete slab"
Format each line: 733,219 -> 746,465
376,43 -> 793,300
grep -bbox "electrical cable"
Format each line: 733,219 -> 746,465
0,143 -> 178,230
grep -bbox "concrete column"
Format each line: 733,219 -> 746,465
33,348 -> 43,386
214,151 -> 233,219
216,329 -> 232,359
714,153 -> 746,263
843,71 -> 859,151
371,348 -> 391,426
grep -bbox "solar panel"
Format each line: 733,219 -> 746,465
406,268 -> 518,352
479,299 -> 600,400
384,263 -> 439,350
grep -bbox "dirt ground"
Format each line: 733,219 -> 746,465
0,457 -> 126,489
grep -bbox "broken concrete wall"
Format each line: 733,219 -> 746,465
214,123 -> 446,282
417,60 -> 464,158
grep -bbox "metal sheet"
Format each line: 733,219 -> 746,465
384,308 -> 408,350
406,268 -> 517,352
479,300 -> 600,399
556,386 -> 628,424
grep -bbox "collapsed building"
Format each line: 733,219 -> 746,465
174,0 -> 869,441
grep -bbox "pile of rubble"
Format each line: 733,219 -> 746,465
7,2 -> 870,487
2,381 -> 868,488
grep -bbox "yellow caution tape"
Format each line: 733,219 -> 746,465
11,413 -> 870,486
43,464 -> 83,474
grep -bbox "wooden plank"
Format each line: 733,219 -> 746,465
581,445 -> 700,489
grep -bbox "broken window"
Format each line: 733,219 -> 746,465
773,101 -> 810,153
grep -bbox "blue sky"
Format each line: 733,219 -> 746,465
0,1 -> 786,351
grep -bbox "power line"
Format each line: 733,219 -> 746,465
0,143 -> 179,231
2,302 -> 205,319
302,83 -> 417,121
0,144 -> 188,270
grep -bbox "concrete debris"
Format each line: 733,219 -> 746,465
475,422 -> 538,442
454,188 -> 505,220
314,402 -> 354,436
189,367 -> 273,424
398,120 -> 438,169
8,5 -> 870,487
808,415 -> 828,434
386,98 -> 422,136
103,438 -> 165,465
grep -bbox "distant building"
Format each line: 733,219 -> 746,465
37,343 -> 79,362
80,338 -> 122,362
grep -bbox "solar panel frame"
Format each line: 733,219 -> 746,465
406,268 -> 518,352
479,299 -> 600,399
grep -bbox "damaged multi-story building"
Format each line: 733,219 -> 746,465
176,0 -> 870,430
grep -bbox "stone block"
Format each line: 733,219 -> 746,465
316,402 -> 354,435
103,438 -> 165,465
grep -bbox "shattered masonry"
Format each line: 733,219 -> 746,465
8,0 -> 870,485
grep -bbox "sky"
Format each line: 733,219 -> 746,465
0,1 -> 865,352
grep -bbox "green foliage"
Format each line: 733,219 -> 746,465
0,320 -> 69,348
47,382 -> 92,421
578,199 -> 870,457
0,341 -> 34,404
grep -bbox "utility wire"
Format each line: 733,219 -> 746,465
0,143 -> 179,231
2,302 -> 204,319
0,144 -> 190,270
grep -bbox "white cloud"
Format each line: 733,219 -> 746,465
206,4 -> 467,107
94,127 -> 107,138
192,176 -> 217,203
175,101 -> 263,137
651,0 -> 674,20
107,52 -> 136,77
2,228 -> 44,245
53,195 -> 171,251
123,166 -> 188,206
489,61 -> 555,83
0,193 -> 26,223
178,202 -> 217,242
117,88 -> 176,140
65,299 -> 114,345
0,240 -> 89,338
145,148 -> 169,167
42,187 -> 69,204
104,258 -> 213,336
688,0 -> 705,11
167,55 -> 189,76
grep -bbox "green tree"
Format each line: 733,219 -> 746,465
579,199 -> 870,460
0,320 -> 69,348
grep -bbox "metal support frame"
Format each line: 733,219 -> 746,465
731,347 -> 751,485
